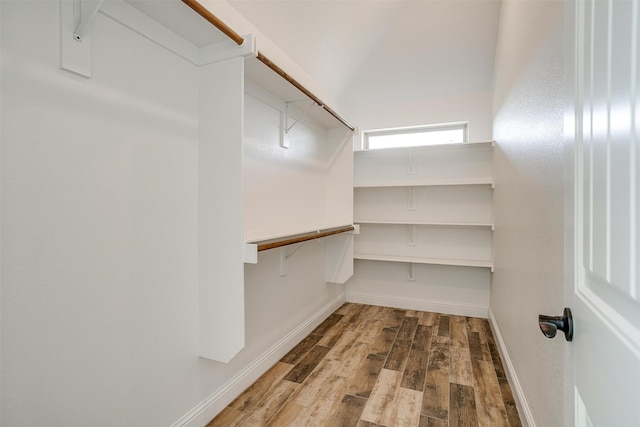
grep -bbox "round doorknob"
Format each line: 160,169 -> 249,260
538,307 -> 573,341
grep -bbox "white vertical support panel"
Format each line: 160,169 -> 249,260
326,233 -> 354,283
325,128 -> 354,284
199,57 -> 245,363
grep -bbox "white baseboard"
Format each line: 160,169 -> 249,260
172,293 -> 346,427
346,291 -> 488,318
487,308 -> 535,427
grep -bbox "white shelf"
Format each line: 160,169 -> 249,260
354,253 -> 494,271
354,177 -> 494,188
354,220 -> 494,229
353,140 -> 494,154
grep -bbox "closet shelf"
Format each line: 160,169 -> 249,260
250,225 -> 355,252
354,253 -> 494,271
353,140 -> 494,154
355,220 -> 494,229
354,177 -> 494,188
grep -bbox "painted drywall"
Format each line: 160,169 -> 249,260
1,2 -> 346,425
346,91 -> 494,146
491,0 -> 565,425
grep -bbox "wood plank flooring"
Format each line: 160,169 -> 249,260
208,303 -> 521,427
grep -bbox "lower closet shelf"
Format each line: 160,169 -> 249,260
353,253 -> 494,271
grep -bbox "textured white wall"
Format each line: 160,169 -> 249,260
1,2 -> 345,425
491,0 -> 565,425
345,91 -> 493,144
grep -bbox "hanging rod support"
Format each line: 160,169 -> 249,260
286,100 -> 317,133
73,0 -> 105,42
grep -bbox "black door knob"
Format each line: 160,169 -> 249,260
538,307 -> 573,341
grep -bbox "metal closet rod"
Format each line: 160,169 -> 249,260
181,0 -> 355,132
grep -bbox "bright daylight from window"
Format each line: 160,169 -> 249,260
366,125 -> 467,150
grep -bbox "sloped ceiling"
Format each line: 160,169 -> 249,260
227,0 -> 502,109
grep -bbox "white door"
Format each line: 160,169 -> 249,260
567,0 -> 640,425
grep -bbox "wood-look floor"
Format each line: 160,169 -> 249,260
208,303 -> 521,427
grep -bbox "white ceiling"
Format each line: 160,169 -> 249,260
227,0 -> 502,109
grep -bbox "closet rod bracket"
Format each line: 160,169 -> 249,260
73,0 -> 105,42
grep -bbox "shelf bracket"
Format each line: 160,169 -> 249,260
408,263 -> 416,281
407,187 -> 417,211
407,147 -> 416,175
279,242 -> 306,276
280,100 -> 317,149
408,225 -> 416,246
73,0 -> 104,42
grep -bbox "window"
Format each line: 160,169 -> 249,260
363,122 -> 468,150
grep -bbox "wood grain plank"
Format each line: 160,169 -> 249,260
370,327 -> 398,356
293,358 -> 341,406
332,340 -> 371,379
335,302 -> 360,316
357,421 -> 385,427
421,340 -> 450,420
471,359 -> 510,427
318,317 -> 352,348
422,366 -> 449,421
400,346 -> 429,391
297,375 -> 349,425
418,311 -> 438,327
450,347 -> 474,387
326,394 -> 367,427
280,333 -> 323,364
467,331 -> 484,361
360,368 -> 403,425
486,335 -> 506,379
348,353 -> 386,398
238,380 -> 300,426
450,315 -> 469,348
436,315 -> 450,337
312,313 -> 344,335
419,416 -> 448,427
283,345 -> 331,383
206,406 -> 245,427
358,319 -> 385,345
265,401 -> 304,426
397,316 -> 419,341
400,326 -> 432,391
450,383 -> 478,427
384,338 -> 412,371
229,362 -> 292,411
383,308 -> 407,329
388,387 -> 423,427
499,378 -> 522,427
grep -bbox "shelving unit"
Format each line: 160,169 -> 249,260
349,141 -> 494,317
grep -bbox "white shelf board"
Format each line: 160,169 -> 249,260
354,177 -> 494,188
355,220 -> 494,229
353,253 -> 494,271
353,140 -> 494,154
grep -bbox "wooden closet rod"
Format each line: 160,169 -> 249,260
255,53 -> 355,131
181,0 -> 355,132
182,0 -> 245,45
254,225 -> 355,252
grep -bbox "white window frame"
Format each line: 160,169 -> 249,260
362,122 -> 469,150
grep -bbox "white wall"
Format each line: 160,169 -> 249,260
1,2 -> 345,425
345,91 -> 493,144
491,1 -> 565,426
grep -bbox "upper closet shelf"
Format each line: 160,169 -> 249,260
353,140 -> 494,154
354,178 -> 494,188
354,220 -> 494,229
182,0 -> 354,132
354,253 -> 494,271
